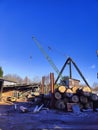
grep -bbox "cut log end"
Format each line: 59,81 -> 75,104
58,86 -> 66,93
54,92 -> 62,100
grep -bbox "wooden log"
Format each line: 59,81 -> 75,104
83,92 -> 91,97
58,86 -> 66,93
62,92 -> 67,98
66,89 -> 73,98
72,86 -> 79,94
82,86 -> 91,97
55,100 -> 66,110
54,91 -> 62,100
37,104 -> 44,112
7,96 -> 17,102
63,97 -> 69,104
82,86 -> 91,92
84,102 -> 93,109
27,94 -> 33,98
80,95 -> 88,104
90,93 -> 98,101
71,95 -> 79,103
20,106 -> 28,112
93,100 -> 98,111
33,92 -> 40,96
76,88 -> 82,96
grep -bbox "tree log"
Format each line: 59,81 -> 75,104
55,100 -> 66,110
54,91 -> 62,100
82,86 -> 91,97
71,95 -> 79,103
66,89 -> 73,98
84,102 -> 93,109
72,86 -> 79,94
80,96 -> 88,104
20,106 -> 28,112
63,97 -> 69,103
90,93 -> 98,101
58,85 -> 66,93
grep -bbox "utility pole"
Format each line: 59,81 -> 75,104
96,50 -> 98,79
97,50 -> 98,57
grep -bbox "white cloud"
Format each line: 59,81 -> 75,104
90,64 -> 96,69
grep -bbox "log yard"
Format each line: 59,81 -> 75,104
0,0 -> 98,130
0,56 -> 98,130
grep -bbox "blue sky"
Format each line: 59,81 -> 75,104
0,0 -> 98,87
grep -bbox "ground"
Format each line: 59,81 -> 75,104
0,101 -> 98,130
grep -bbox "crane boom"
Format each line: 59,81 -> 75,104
32,36 -> 61,77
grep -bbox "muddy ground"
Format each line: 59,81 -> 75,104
0,101 -> 98,130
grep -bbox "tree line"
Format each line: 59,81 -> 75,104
0,66 -> 41,84
0,66 -> 98,90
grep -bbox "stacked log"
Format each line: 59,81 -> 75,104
90,93 -> 98,101
71,95 -> 79,103
80,95 -> 88,104
25,84 -> 98,112
72,86 -> 79,94
55,92 -> 62,100
82,86 -> 91,97
53,85 -> 98,111
66,89 -> 73,98
54,86 -> 66,100
58,85 -> 66,93
55,99 -> 66,110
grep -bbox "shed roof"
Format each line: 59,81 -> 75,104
0,77 -> 17,83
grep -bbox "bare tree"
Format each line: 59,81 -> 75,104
23,76 -> 32,84
32,76 -> 41,83
44,75 -> 50,94
4,74 -> 23,83
92,82 -> 98,91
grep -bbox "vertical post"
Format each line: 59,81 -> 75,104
0,79 -> 4,101
41,76 -> 45,104
41,76 -> 45,94
69,61 -> 72,79
50,73 -> 55,108
50,73 -> 54,94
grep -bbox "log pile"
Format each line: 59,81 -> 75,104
26,85 -> 98,112
53,85 -> 97,111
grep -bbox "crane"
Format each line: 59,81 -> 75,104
32,36 -> 62,78
55,57 -> 91,88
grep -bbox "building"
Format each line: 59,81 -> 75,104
60,77 -> 80,88
0,77 -> 17,87
66,78 -> 80,88
3,79 -> 17,86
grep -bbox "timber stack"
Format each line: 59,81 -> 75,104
53,78 -> 98,111
26,77 -> 98,112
